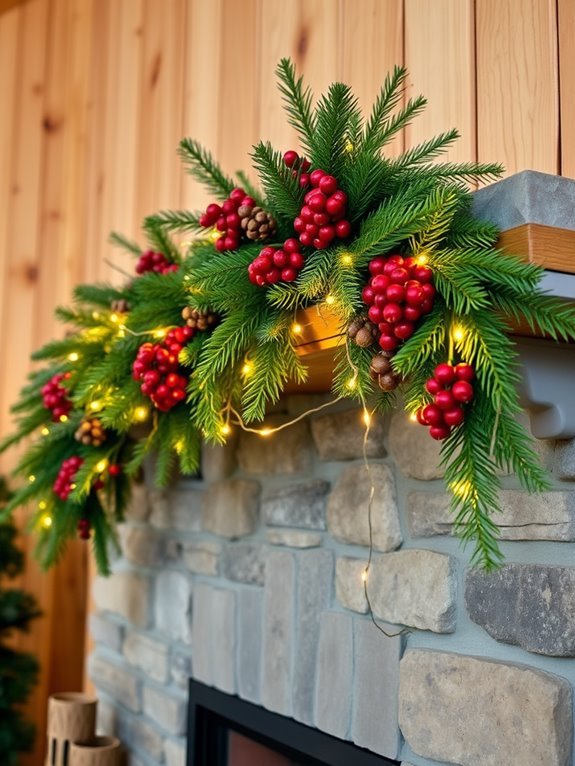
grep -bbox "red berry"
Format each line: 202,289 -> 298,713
299,232 -> 313,247
266,269 -> 281,284
452,380 -> 474,403
325,197 -> 344,217
368,305 -> 383,323
386,284 -> 405,302
273,250 -> 289,268
230,187 -> 245,203
413,265 -> 433,283
289,252 -> 305,269
284,238 -> 300,253
293,217 -> 305,232
435,389 -> 455,410
425,378 -> 442,395
390,267 -> 409,285
301,158 -> 311,172
318,225 -> 335,245
318,175 -> 338,195
443,407 -> 465,427
314,213 -> 330,226
283,150 -> 299,168
310,169 -> 326,187
362,286 -> 375,305
378,334 -> 398,352
374,294 -> 387,308
369,257 -> 387,275
403,305 -> 422,322
393,321 -> 414,340
300,206 -> 314,223
434,363 -> 456,385
299,173 -> 310,187
454,363 -> 475,382
308,192 -> 327,212
371,275 -> 390,293
405,285 -> 424,306
382,303 -> 402,323
422,404 -> 443,426
416,408 -> 428,425
281,267 -> 297,282
429,425 -> 451,440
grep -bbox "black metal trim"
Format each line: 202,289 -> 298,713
187,680 -> 400,766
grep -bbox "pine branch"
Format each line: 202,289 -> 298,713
178,137 -> 235,198
109,231 -> 141,256
390,129 -> 460,170
251,141 -> 303,226
308,82 -> 361,178
144,210 -> 203,235
362,66 -> 408,149
275,58 -> 316,157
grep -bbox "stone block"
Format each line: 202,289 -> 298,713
164,537 -> 183,563
293,550 -> 334,725
472,170 -> 575,232
286,393 -> 331,416
555,438 -> 575,479
399,649 -> 573,766
143,686 -> 187,736
115,712 -> 164,762
408,489 -> 575,541
238,418 -> 313,475
314,612 -> 353,739
182,539 -> 221,575
335,557 -> 368,614
327,463 -> 402,552
93,572 -> 151,628
123,631 -> 169,683
124,481 -> 151,521
311,408 -> 386,460
262,480 -> 329,530
201,434 -> 238,483
222,542 -> 265,585
262,550 -> 296,715
150,487 -> 203,532
352,618 -> 401,759
118,524 -> 163,567
170,651 -> 192,690
202,478 -> 260,538
370,550 -> 457,633
89,613 -> 123,653
148,489 -> 171,528
89,655 -> 140,712
466,563 -> 575,656
389,411 -> 445,479
164,738 -> 186,766
191,583 -> 236,694
96,697 -> 117,736
266,529 -> 323,548
155,571 -> 192,644
238,588 -> 263,704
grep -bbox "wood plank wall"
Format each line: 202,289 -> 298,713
0,0 -> 572,761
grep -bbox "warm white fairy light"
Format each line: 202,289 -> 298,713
324,294 -> 336,306
59,414 -> 69,423
153,328 -> 167,339
220,423 -> 232,436
28,475 -> 36,483
95,459 -> 108,474
89,400 -> 102,412
241,361 -> 254,376
346,376 -> 357,390
40,514 -> 53,529
416,253 -> 429,266
291,323 -> 303,335
340,252 -> 354,267
409,412 -> 418,423
133,405 -> 149,422
452,324 -> 466,342
40,426 -> 50,437
109,313 -> 120,324
38,500 -> 47,510
362,408 -> 371,427
361,569 -> 368,583
68,352 -> 80,362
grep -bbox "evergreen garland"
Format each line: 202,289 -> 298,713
2,58 -> 575,572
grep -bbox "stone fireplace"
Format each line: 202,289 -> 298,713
89,392 -> 575,766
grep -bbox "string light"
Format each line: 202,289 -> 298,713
59,414 -> 68,423
40,514 -> 53,529
95,459 -> 108,473
340,252 -> 354,267
362,408 -> 371,427
324,294 -> 336,306
109,313 -> 120,324
28,475 -> 36,483
174,439 -> 184,454
409,412 -> 418,423
346,376 -> 357,390
450,479 -> 473,499
220,423 -> 232,436
361,569 -> 368,583
345,140 -> 354,153
291,323 -> 303,335
153,328 -> 167,339
40,426 -> 50,437
38,500 -> 47,510
209,229 -> 221,244
258,428 -> 272,437
241,361 -> 254,377
92,311 -> 101,320
452,324 -> 466,342
416,253 -> 429,266
68,352 -> 80,362
89,400 -> 102,412
133,406 -> 149,422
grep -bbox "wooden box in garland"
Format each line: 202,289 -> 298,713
2,59 -> 575,573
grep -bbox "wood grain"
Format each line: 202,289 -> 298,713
499,223 -> 575,274
558,0 -> 575,179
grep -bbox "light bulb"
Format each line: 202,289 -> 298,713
325,294 -> 336,306
41,514 -> 53,529
95,459 -> 108,474
28,475 -> 36,483
220,423 -> 232,436
68,352 -> 79,362
133,406 -> 149,422
452,325 -> 465,342
292,323 -> 303,335
340,253 -> 354,267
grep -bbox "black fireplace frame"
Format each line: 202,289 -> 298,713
187,680 -> 400,766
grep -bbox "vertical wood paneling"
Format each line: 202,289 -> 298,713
405,0 -> 476,163
476,0 -> 559,175
558,0 -> 575,179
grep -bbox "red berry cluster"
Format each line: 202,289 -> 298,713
77,518 -> 91,541
283,150 -> 311,187
361,254 -> 435,352
136,250 -> 179,275
416,363 -> 475,440
41,372 -> 73,422
132,326 -> 194,412
199,188 -> 256,252
53,455 -> 84,501
248,238 -> 304,286
292,169 -> 351,250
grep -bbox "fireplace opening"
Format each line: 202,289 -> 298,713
187,681 -> 400,766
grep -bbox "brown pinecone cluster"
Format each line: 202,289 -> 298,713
181,306 -> 219,331
75,417 -> 107,447
238,205 -> 277,242
111,297 -> 131,314
348,316 -> 402,392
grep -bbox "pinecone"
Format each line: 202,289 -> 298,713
181,306 -> 219,331
370,351 -> 402,392
111,297 -> 131,314
347,316 -> 378,348
238,205 -> 277,242
74,417 -> 107,447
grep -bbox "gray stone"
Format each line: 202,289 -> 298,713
143,686 -> 187,736
352,618 -> 402,759
202,478 -> 260,538
93,572 -> 151,628
201,434 -> 238,482
222,542 -> 265,585
293,550 -> 334,725
555,438 -> 575,479
466,563 -> 575,656
124,481 -> 151,521
399,649 -> 573,766
164,537 -> 183,563
311,408 -> 386,460
164,738 -> 186,766
191,583 -> 237,694
123,632 -> 169,683
327,463 -> 402,552
115,712 -> 164,762
96,697 -> 117,736
472,170 -> 575,232
150,487 -> 203,532
262,480 -> 329,530
170,651 -> 192,690
238,418 -> 313,475
370,550 -> 457,633
89,613 -> 123,653
238,588 -> 263,704
262,550 -> 296,715
155,571 -> 192,644
408,489 -> 575,541
389,410 -> 447,479
286,393 -> 331,416
118,524 -> 162,567
182,539 -> 221,575
335,557 -> 368,614
89,655 -> 140,712
314,612 -> 353,739
266,528 -> 323,548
